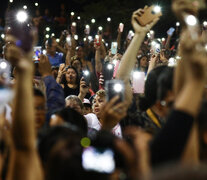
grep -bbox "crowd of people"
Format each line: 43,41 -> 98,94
1,0 -> 207,179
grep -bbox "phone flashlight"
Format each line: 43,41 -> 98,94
98,26 -> 103,31
71,12 -> 75,16
66,35 -> 71,46
45,34 -> 50,39
46,27 -> 50,31
176,22 -> 180,27
88,36 -> 93,41
107,17 -> 111,22
77,16 -> 81,20
203,21 -> 207,27
185,15 -> 197,26
153,6 -> 161,14
91,19 -> 96,23
72,22 -> 76,27
56,38 -> 60,42
107,63 -> 114,70
16,11 -> 28,23
1,34 -> 5,39
74,35 -> 78,40
168,57 -> 176,67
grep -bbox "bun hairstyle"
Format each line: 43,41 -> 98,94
139,66 -> 168,111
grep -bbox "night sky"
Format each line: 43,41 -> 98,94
0,0 -> 206,37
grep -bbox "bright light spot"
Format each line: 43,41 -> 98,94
51,33 -> 55,37
102,39 -> 105,42
91,19 -> 96,23
0,62 -> 7,69
176,56 -> 181,60
147,33 -> 150,38
83,38 -> 87,41
151,41 -> 156,46
77,16 -> 81,20
86,25 -> 90,29
162,38 -> 165,42
23,5 -> 27,10
35,2 -> 38,6
157,38 -> 161,42
114,83 -> 123,92
150,30 -> 154,35
66,36 -> 71,42
107,64 -> 113,70
153,6 -> 161,13
203,21 -> 207,27
168,58 -> 176,67
95,35 -> 99,39
176,22 -> 180,26
98,26 -> 103,31
88,36 -> 92,41
7,27 -> 11,30
74,35 -> 78,40
72,22 -> 76,26
45,34 -> 50,38
80,137 -> 91,148
133,71 -> 142,79
1,34 -> 5,39
16,11 -> 28,23
9,0 -> 13,3
84,70 -> 90,76
56,38 -> 60,42
185,15 -> 197,26
42,49 -> 47,55
155,44 -> 160,48
46,27 -> 50,31
112,59 -> 117,65
105,43 -> 108,47
205,44 -> 207,51
71,12 -> 75,16
107,17 -> 111,22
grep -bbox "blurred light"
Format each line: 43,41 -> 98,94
205,44 -> 207,51
86,25 -> 90,29
176,22 -> 180,26
23,5 -> 27,10
95,35 -> 99,39
66,36 -> 71,42
1,34 -> 5,39
114,83 -> 123,92
0,62 -> 7,69
88,36 -> 92,41
77,16 -> 81,20
133,71 -> 141,79
84,70 -> 90,76
80,137 -> 91,148
176,56 -> 181,60
155,43 -> 160,49
74,35 -> 78,40
153,6 -> 161,13
45,34 -> 50,38
46,27 -> 50,31
98,26 -> 103,31
162,38 -> 165,42
157,38 -> 161,42
16,11 -> 28,23
91,19 -> 96,23
107,17 -> 111,22
151,41 -> 156,46
168,58 -> 176,67
56,38 -> 60,42
147,33 -> 150,38
35,2 -> 38,6
112,59 -> 117,65
83,38 -> 86,41
72,22 -> 76,26
71,12 -> 75,16
185,15 -> 197,26
42,49 -> 47,55
51,33 -> 55,37
9,0 -> 13,3
102,39 -> 105,42
105,43 -> 108,47
107,64 -> 113,70
150,30 -> 154,35
203,21 -> 207,27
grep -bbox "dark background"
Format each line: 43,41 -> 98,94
0,0 -> 206,37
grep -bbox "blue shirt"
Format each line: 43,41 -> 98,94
47,52 -> 65,66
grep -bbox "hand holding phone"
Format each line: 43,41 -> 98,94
119,23 -> 124,32
83,70 -> 91,87
167,27 -> 175,36
136,5 -> 162,26
132,71 -> 145,94
94,35 -> 101,46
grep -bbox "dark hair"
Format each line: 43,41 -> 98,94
137,54 -> 148,72
139,66 -> 168,111
157,67 -> 174,101
33,88 -> 45,98
55,107 -> 88,136
61,66 -> 80,85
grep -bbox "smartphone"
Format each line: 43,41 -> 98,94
167,27 -> 175,36
33,46 -> 42,61
66,35 -> 72,46
103,62 -> 114,82
132,71 -> 145,94
82,146 -> 115,173
105,79 -> 125,102
94,35 -> 101,46
127,30 -> 134,40
85,25 -> 90,35
83,70 -> 91,87
136,5 -> 162,26
111,42 -> 118,55
119,23 -> 124,32
5,10 -> 34,52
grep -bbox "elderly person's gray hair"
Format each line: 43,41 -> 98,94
65,95 -> 84,109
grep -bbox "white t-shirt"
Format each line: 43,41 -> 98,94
84,113 -> 122,138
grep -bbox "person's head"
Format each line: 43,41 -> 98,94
92,90 -> 106,119
64,66 -> 79,85
71,56 -> 82,73
83,99 -> 92,115
45,38 -> 57,55
139,66 -> 174,118
65,95 -> 84,114
50,107 -> 88,136
34,88 -> 46,129
138,55 -> 148,70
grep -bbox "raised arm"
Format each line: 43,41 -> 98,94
6,36 -> 43,180
116,8 -> 160,105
